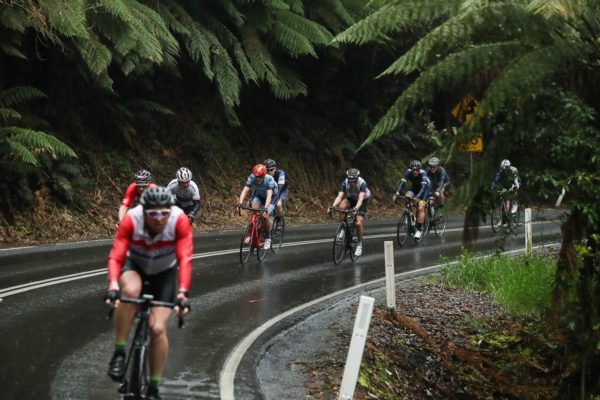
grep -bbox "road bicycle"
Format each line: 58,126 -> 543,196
490,190 -> 520,234
395,196 -> 430,246
237,205 -> 269,264
427,194 -> 447,237
329,207 -> 361,265
108,294 -> 184,400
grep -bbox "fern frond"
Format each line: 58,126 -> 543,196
242,25 -> 278,81
0,6 -> 31,33
75,36 -> 112,76
275,10 -> 333,45
98,0 -> 134,23
288,0 -> 305,15
380,3 -> 538,76
272,21 -> 317,57
270,63 -> 307,99
212,46 -> 241,107
0,87 -> 47,108
0,41 -> 26,59
127,99 -> 175,115
267,0 -> 291,11
362,42 -> 530,147
478,42 -> 588,122
216,0 -> 246,28
234,42 -> 259,83
0,108 -> 21,122
334,0 -> 461,45
38,0 -> 88,38
324,0 -> 355,26
4,136 -> 38,165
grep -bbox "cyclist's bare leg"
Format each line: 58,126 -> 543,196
115,271 -> 142,341
149,306 -> 172,378
275,200 -> 283,218
417,201 -> 426,225
355,215 -> 364,240
338,199 -> 350,222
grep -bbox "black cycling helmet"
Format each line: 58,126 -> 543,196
264,159 -> 276,169
140,186 -> 174,208
409,160 -> 422,169
428,157 -> 440,168
346,168 -> 360,180
134,169 -> 152,184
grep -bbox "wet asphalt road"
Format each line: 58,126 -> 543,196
0,212 -> 562,400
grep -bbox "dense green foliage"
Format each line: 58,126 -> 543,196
441,251 -> 555,317
336,0 -> 600,396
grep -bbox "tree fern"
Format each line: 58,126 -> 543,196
272,21 -> 318,57
98,0 -> 135,23
363,41 -> 530,146
38,0 -> 88,39
212,45 -> 242,107
274,10 -> 333,45
126,99 -> 175,115
269,62 -> 308,99
0,5 -> 31,33
333,0 -> 461,45
0,87 -> 47,108
0,108 -> 21,123
75,36 -> 112,76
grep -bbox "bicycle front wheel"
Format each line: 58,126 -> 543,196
333,224 -> 347,265
433,208 -> 447,236
396,212 -> 410,247
270,216 -> 285,254
256,217 -> 269,262
240,224 -> 253,265
128,347 -> 148,398
490,204 -> 503,233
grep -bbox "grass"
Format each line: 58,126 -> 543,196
440,250 -> 556,317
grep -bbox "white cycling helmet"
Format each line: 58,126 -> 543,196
176,167 -> 192,182
500,159 -> 511,169
428,157 -> 440,168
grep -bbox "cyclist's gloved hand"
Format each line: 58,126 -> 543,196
327,206 -> 333,215
435,191 -> 440,197
104,289 -> 120,307
187,213 -> 195,224
352,207 -> 359,214
392,193 -> 399,202
175,291 -> 191,315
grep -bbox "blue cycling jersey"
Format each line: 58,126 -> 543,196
396,169 -> 430,199
245,174 -> 277,198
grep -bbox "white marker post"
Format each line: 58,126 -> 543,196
384,241 -> 396,317
525,208 -> 532,256
338,295 -> 375,400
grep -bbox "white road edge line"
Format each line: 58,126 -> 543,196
218,243 -> 558,400
0,221 -> 552,298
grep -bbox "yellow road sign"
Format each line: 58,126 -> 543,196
451,95 -> 480,123
465,135 -> 483,152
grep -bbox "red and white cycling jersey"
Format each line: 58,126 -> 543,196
120,182 -> 157,208
107,205 -> 192,292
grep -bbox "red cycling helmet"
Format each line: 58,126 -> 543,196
252,164 -> 267,177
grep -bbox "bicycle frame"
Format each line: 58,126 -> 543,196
238,205 -> 269,264
111,295 -> 181,400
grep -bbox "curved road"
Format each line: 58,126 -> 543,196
0,213 -> 561,399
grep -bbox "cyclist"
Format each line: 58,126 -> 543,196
167,167 -> 201,225
105,186 -> 192,400
426,157 -> 450,213
117,169 -> 156,226
393,160 -> 430,239
237,163 -> 277,249
491,159 -> 521,216
328,168 -> 370,257
264,158 -> 287,218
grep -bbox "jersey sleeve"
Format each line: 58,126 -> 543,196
175,213 -> 193,292
277,170 -> 286,186
245,174 -> 255,187
120,183 -> 136,207
190,181 -> 201,200
359,181 -> 368,193
107,215 -> 134,284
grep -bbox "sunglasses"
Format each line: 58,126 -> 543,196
267,168 -> 275,172
144,209 -> 171,218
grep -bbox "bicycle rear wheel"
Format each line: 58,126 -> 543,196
256,217 -> 269,261
333,224 -> 347,265
349,236 -> 360,262
396,212 -> 410,247
270,215 -> 285,254
491,204 -> 503,233
433,208 -> 447,236
239,224 -> 253,265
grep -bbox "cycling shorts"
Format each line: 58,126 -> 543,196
121,258 -> 177,303
347,197 -> 368,216
274,187 -> 288,204
251,195 -> 276,214
407,189 -> 430,205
